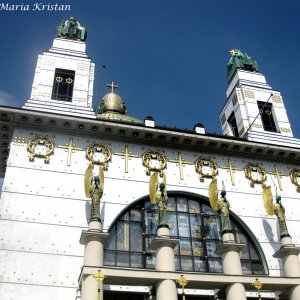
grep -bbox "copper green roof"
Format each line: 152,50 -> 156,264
227,49 -> 259,82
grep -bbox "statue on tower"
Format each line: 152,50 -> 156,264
263,187 -> 290,238
56,16 -> 87,41
84,164 -> 104,221
209,180 -> 232,234
227,49 -> 259,82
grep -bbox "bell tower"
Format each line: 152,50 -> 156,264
219,49 -> 297,146
23,17 -> 96,118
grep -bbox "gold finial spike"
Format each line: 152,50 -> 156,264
177,275 -> 189,300
252,278 -> 263,300
230,49 -> 237,56
107,81 -> 118,93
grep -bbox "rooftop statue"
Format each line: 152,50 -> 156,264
56,16 -> 87,41
227,49 -> 259,82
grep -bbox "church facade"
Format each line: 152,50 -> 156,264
0,17 -> 299,300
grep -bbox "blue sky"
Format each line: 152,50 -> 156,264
0,0 -> 300,137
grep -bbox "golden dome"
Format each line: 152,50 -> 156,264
96,82 -> 143,124
99,92 -> 127,114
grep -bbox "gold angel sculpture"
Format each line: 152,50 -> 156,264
209,179 -> 232,234
263,187 -> 290,238
84,163 -> 104,221
149,172 -> 168,225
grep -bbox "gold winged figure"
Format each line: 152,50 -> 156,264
208,180 -> 232,233
149,171 -> 168,224
208,178 -> 219,211
262,187 -> 290,238
84,163 -> 104,220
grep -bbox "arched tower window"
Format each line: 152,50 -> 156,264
104,194 -> 266,275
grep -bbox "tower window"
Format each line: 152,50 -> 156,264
51,68 -> 75,102
227,112 -> 239,137
257,101 -> 277,132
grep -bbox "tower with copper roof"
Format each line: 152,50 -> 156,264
219,49 -> 298,147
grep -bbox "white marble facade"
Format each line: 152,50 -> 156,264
0,124 -> 299,298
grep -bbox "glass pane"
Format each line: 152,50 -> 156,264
146,254 -> 155,269
235,230 -> 247,244
130,253 -> 143,268
145,211 -> 158,235
231,222 -> 238,232
240,246 -> 250,259
175,256 -> 180,271
105,227 -> 116,250
130,222 -> 142,251
180,239 -> 192,256
206,240 -> 220,257
117,222 -> 130,251
120,211 -> 130,221
117,251 -> 130,267
167,197 -> 176,211
130,209 -> 141,221
194,257 -> 207,272
208,258 -> 222,273
190,214 -> 202,238
249,243 -> 259,260
104,251 -> 116,266
192,240 -> 204,256
181,257 -> 193,271
253,262 -> 264,275
174,244 -> 180,255
178,213 -> 190,237
167,212 -> 178,236
241,261 -> 252,274
177,198 -> 188,212
202,203 -> 218,215
144,201 -> 152,209
189,200 -> 200,214
145,235 -> 155,250
203,217 -> 221,239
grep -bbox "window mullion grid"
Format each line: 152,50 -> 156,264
201,205 -> 209,272
187,199 -> 195,271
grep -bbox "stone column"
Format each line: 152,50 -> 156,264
273,236 -> 300,300
149,225 -> 179,300
79,220 -> 109,300
215,233 -> 247,300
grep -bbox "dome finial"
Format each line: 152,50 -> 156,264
107,81 -> 118,93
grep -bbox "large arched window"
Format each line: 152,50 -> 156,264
104,194 -> 266,275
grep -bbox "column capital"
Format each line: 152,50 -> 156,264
149,236 -> 179,251
273,244 -> 300,258
215,241 -> 245,256
80,229 -> 109,245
